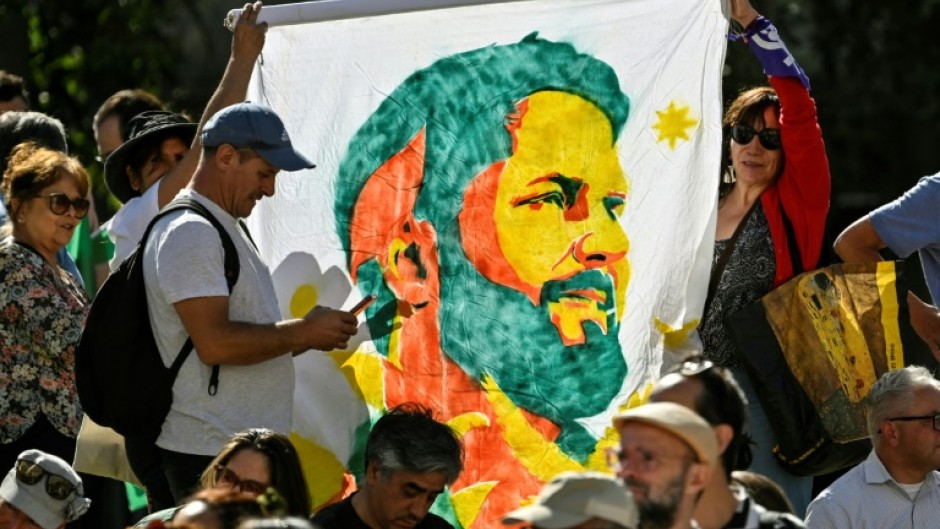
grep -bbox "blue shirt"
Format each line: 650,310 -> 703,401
870,173 -> 940,303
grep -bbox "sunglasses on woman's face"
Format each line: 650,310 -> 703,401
37,193 -> 90,219
731,123 -> 782,150
15,459 -> 77,501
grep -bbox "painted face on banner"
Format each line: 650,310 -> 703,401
337,39 -> 632,459
461,90 -> 629,346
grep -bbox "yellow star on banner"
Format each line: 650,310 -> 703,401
652,101 -> 698,150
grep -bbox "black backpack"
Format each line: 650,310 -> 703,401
75,197 -> 240,440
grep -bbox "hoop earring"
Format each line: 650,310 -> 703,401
723,165 -> 736,184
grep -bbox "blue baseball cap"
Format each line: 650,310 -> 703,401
201,102 -> 315,171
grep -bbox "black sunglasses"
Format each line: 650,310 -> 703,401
15,459 -> 77,501
887,413 -> 940,432
731,123 -> 781,151
37,193 -> 90,219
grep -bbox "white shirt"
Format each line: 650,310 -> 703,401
805,450 -> 940,529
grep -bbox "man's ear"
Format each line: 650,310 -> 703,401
686,461 -> 712,496
347,128 -> 440,310
382,214 -> 439,309
126,166 -> 143,192
713,424 -> 734,457
879,420 -> 901,447
213,144 -> 239,170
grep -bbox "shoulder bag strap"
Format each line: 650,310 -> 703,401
705,199 -> 760,312
780,206 -> 804,275
152,198 -> 241,396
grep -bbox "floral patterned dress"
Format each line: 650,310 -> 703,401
0,238 -> 89,443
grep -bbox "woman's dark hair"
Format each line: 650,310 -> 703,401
718,86 -> 782,200
200,429 -> 312,518
731,470 -> 796,514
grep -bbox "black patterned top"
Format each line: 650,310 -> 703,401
0,239 -> 88,442
701,202 -> 775,370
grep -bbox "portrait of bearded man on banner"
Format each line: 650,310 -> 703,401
334,34 -> 632,525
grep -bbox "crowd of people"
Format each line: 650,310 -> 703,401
1,0 -> 939,528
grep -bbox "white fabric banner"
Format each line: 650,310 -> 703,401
246,0 -> 726,526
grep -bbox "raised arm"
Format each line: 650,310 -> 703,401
156,1 -> 267,207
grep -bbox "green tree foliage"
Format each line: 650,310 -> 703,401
7,0 -> 229,219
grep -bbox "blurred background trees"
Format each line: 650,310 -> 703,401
2,0 -> 939,241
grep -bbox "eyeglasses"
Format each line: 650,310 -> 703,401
213,464 -> 269,495
887,413 -> 940,432
15,459 -> 77,501
730,123 -> 781,150
679,358 -> 715,376
37,193 -> 90,219
606,447 -> 688,474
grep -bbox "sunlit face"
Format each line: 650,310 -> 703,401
363,466 -> 449,529
462,90 -> 630,346
130,136 -> 189,194
13,176 -> 84,262
730,106 -> 782,188
615,422 -> 696,529
213,448 -> 272,496
892,386 -> 940,473
225,148 -> 279,219
0,501 -> 46,529
95,114 -> 123,160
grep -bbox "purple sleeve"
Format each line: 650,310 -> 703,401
729,16 -> 811,90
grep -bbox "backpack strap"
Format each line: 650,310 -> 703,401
143,197 -> 241,397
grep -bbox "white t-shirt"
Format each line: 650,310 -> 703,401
143,189 -> 293,456
108,183 -> 160,271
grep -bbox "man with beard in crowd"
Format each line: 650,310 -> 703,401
650,357 -> 805,528
613,402 -> 717,529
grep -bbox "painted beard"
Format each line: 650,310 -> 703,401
440,258 -> 626,460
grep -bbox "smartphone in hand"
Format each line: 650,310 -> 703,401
350,295 -> 376,316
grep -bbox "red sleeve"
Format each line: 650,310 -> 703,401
763,76 -> 831,286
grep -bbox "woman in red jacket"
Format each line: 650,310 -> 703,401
699,0 -> 831,516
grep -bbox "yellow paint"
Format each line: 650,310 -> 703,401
446,412 -> 491,437
654,318 -> 700,348
387,237 -> 408,280
622,384 -> 653,411
652,101 -> 698,150
797,271 -> 876,403
329,349 -> 385,410
451,481 -> 498,529
481,376 -> 655,483
876,261 -> 904,370
482,375 -> 583,480
386,310 -> 403,370
290,433 -> 349,512
290,284 -> 319,318
547,299 -> 608,345
495,91 -> 630,322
